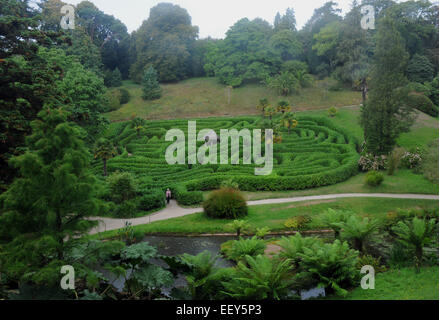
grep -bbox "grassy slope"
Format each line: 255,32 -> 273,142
94,198 -> 439,238
106,78 -> 362,121
342,267 -> 439,300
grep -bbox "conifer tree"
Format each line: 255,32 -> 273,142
142,66 -> 162,100
360,17 -> 414,155
0,107 -> 98,258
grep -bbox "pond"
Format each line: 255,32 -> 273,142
107,234 -> 330,299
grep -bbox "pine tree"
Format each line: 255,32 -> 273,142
0,107 -> 98,258
360,17 -> 414,155
142,66 -> 162,100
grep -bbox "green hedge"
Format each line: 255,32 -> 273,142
138,189 -> 166,211
173,185 -> 204,206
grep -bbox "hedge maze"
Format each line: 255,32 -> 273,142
93,116 -> 360,205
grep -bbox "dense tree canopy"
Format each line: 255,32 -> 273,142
130,3 -> 199,83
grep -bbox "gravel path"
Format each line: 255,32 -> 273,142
88,193 -> 439,235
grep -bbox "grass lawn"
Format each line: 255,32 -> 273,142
105,78 -> 362,121
341,267 -> 439,300
94,198 -> 439,238
240,169 -> 439,201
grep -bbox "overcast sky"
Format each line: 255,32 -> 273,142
42,0 -> 364,38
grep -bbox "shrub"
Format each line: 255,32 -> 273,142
107,172 -> 138,204
138,189 -> 165,211
173,185 -> 203,206
106,88 -> 122,111
328,107 -> 338,117
203,188 -> 248,219
358,153 -> 387,172
298,239 -> 359,296
407,93 -> 439,117
401,147 -> 423,170
356,255 -> 387,273
225,237 -> 267,263
365,171 -> 384,187
406,54 -> 435,84
119,88 -> 131,105
284,216 -> 311,230
387,148 -> 404,176
115,198 -> 139,218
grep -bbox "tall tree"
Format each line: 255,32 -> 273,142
361,16 -> 415,155
0,0 -> 65,188
0,107 -> 98,257
130,3 -> 199,83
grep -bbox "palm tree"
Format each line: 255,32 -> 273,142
221,255 -> 294,300
276,100 -> 291,114
257,98 -> 269,118
265,106 -> 277,126
131,117 -> 146,138
94,138 -> 117,176
338,216 -> 381,253
294,70 -> 314,88
282,112 -> 298,135
392,217 -> 437,273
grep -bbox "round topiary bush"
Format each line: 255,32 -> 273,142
203,188 -> 248,219
365,170 -> 384,187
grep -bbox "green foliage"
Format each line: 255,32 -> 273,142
316,208 -> 350,238
361,17 -> 414,155
0,107 -> 98,246
407,54 -> 435,84
226,237 -> 267,263
266,72 -> 300,96
392,217 -> 438,272
178,251 -> 221,300
120,242 -> 173,298
255,227 -> 271,240
357,255 -> 387,273
284,216 -> 311,231
328,107 -> 338,117
203,188 -> 248,219
119,88 -> 131,105
107,171 -> 138,204
226,220 -> 251,238
365,170 -> 384,187
422,139 -> 439,184
387,148 -> 404,176
221,255 -> 294,300
138,189 -> 165,212
406,93 -> 439,117
142,66 -> 162,100
130,3 -> 198,83
130,117 -> 147,137
278,233 -> 323,267
94,138 -> 117,176
338,216 -> 381,253
298,239 -> 359,296
173,185 -> 204,206
104,68 -> 123,88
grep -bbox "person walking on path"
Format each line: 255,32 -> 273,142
166,188 -> 172,205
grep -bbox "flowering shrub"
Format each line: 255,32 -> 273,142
358,153 -> 387,172
400,148 -> 423,169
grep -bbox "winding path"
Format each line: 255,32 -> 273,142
88,193 -> 439,235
